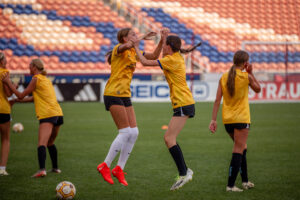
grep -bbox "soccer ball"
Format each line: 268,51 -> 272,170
12,123 -> 24,133
56,181 -> 76,200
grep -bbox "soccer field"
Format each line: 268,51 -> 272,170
0,102 -> 299,200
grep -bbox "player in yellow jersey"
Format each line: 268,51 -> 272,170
209,50 -> 261,192
97,28 -> 167,186
3,59 -> 63,178
133,33 -> 201,190
0,52 -> 16,176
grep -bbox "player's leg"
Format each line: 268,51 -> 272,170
32,122 -> 53,177
165,116 -> 193,190
98,105 -> 130,185
0,121 -> 10,175
112,105 -> 138,186
47,119 -> 62,173
227,128 -> 248,191
117,105 -> 138,169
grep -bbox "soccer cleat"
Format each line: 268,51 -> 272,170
242,181 -> 254,189
31,169 -> 47,178
112,165 -> 128,186
170,168 -> 193,191
49,168 -> 62,173
0,169 -> 9,176
226,186 -> 243,192
97,162 -> 114,185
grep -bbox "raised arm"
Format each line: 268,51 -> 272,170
117,40 -> 135,54
144,28 -> 169,60
209,80 -> 223,133
246,64 -> 261,93
134,39 -> 160,66
3,75 -> 37,99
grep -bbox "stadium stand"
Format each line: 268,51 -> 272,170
120,0 -> 300,73
0,0 -> 299,73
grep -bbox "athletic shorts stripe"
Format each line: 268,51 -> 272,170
173,104 -> 195,118
224,123 -> 250,134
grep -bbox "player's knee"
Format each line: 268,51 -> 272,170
130,127 -> 139,142
164,134 -> 175,147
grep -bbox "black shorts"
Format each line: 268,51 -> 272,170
224,123 -> 250,134
173,104 -> 195,118
104,95 -> 132,111
39,116 -> 64,126
0,114 -> 10,124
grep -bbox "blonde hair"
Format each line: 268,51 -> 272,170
31,59 -> 47,75
227,50 -> 249,97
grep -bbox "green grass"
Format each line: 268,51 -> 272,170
1,102 -> 300,200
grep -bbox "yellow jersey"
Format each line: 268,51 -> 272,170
220,68 -> 250,124
0,68 -> 10,114
158,52 -> 195,108
104,44 -> 140,97
32,74 -> 63,120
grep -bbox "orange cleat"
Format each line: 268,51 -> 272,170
97,162 -> 114,184
31,170 -> 47,178
112,165 -> 128,186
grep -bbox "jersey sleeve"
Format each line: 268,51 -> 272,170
0,70 -> 9,81
158,56 -> 172,71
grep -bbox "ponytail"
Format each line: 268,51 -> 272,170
226,65 -> 236,97
106,50 -> 113,65
31,59 -> 47,75
180,42 -> 202,54
41,70 -> 47,76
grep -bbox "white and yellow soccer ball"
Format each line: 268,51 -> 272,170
12,123 -> 24,133
56,181 -> 76,200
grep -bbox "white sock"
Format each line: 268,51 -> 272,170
0,166 -> 6,170
117,127 -> 139,169
104,127 -> 131,167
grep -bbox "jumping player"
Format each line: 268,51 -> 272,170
133,33 -> 201,190
97,28 -> 167,186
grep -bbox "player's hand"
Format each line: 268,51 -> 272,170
142,31 -> 157,40
209,120 -> 217,133
246,63 -> 253,74
160,28 -> 169,40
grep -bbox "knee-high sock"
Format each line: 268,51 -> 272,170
48,145 -> 58,169
169,144 -> 188,176
104,127 -> 130,167
227,153 -> 242,187
38,146 -> 46,170
117,127 -> 139,169
240,149 -> 248,182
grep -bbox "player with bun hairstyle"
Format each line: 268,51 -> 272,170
3,58 -> 63,178
133,32 -> 201,190
97,27 -> 167,186
209,50 -> 261,192
0,52 -> 16,176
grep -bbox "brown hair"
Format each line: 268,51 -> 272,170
166,35 -> 201,54
31,58 -> 47,75
226,50 -> 249,97
0,52 -> 5,63
106,28 -> 132,65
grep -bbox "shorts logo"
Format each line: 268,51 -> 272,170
246,124 -> 250,129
